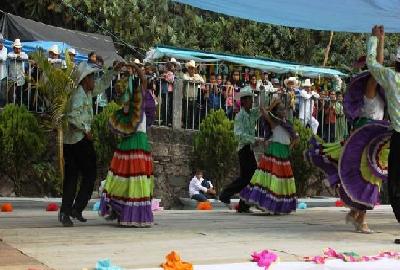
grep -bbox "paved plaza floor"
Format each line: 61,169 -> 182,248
1,206 -> 400,270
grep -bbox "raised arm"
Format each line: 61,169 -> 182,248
261,99 -> 280,128
367,25 -> 396,91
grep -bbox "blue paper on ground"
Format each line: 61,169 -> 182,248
96,259 -> 123,270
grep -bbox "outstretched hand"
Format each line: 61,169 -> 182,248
372,25 -> 384,39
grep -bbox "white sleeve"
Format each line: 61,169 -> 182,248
300,90 -> 312,99
195,181 -> 208,193
312,91 -> 320,98
0,49 -> 7,62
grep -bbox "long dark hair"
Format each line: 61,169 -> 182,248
395,61 -> 400,72
261,102 -> 298,141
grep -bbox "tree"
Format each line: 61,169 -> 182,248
31,50 -> 77,180
0,105 -> 46,195
193,110 -> 237,192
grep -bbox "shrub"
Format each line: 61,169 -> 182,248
193,110 -> 238,192
92,102 -> 122,179
0,104 -> 46,195
291,119 -> 325,196
32,162 -> 62,196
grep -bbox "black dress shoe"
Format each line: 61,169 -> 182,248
59,213 -> 74,227
71,209 -> 87,222
219,194 -> 231,205
105,210 -> 118,221
237,208 -> 254,214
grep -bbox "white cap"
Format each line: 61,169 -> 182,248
13,39 -> 22,48
49,44 -> 60,55
302,79 -> 313,87
134,59 -> 143,65
68,48 -> 76,55
185,60 -> 196,68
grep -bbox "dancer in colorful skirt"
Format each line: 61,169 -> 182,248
367,25 -> 400,243
240,99 -> 299,214
100,62 -> 155,227
305,41 -> 392,233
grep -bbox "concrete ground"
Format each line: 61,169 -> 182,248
1,206 -> 400,270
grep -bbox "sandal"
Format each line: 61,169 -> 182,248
356,222 -> 374,234
345,213 -> 358,229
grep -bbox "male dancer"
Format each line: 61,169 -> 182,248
367,25 -> 400,243
60,62 -> 121,227
219,86 -> 261,213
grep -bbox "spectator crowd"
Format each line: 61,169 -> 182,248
0,35 -> 349,143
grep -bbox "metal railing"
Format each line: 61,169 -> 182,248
0,66 -> 348,143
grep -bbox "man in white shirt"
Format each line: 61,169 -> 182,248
7,39 -> 28,104
182,60 -> 205,129
0,34 -> 7,107
48,44 -> 66,69
299,79 -> 320,135
189,170 -> 216,202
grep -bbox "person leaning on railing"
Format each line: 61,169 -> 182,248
0,34 -> 7,107
182,60 -> 205,129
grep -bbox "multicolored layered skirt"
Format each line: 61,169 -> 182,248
100,132 -> 154,227
240,142 -> 297,214
305,119 -> 391,210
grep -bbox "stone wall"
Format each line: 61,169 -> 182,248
147,126 -> 196,209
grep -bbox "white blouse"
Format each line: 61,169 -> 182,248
271,125 -> 291,145
360,95 -> 385,121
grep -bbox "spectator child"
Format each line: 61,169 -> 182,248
189,170 -> 216,202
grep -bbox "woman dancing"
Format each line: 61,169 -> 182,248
306,66 -> 391,233
240,99 -> 299,214
99,62 -> 155,227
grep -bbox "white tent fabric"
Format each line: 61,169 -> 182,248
173,0 -> 400,33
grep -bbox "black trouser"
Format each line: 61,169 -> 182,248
61,138 -> 97,215
161,92 -> 173,126
388,131 -> 400,222
323,123 -> 336,143
220,145 -> 257,210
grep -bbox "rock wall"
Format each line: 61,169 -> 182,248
147,127 -> 196,209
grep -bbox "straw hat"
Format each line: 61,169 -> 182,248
134,59 -> 143,66
75,62 -> 100,85
49,44 -> 60,55
284,77 -> 298,87
302,78 -> 313,87
68,48 -> 76,55
13,39 -> 22,48
185,60 -> 196,68
234,86 -> 255,100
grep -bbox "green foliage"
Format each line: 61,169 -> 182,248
193,110 -> 237,192
92,102 -> 121,176
0,105 -> 46,195
291,119 -> 322,196
32,162 -> 62,196
31,50 -> 76,131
